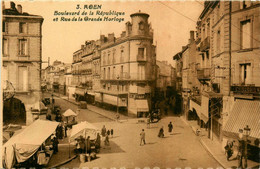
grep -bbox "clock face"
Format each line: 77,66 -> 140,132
3,80 -> 15,101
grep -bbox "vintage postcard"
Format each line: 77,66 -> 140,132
1,0 -> 260,168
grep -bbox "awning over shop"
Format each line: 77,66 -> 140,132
201,95 -> 209,120
223,100 -> 260,139
2,120 -> 59,169
75,88 -> 86,96
136,99 -> 149,112
190,96 -> 209,123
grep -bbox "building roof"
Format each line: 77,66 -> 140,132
130,11 -> 149,18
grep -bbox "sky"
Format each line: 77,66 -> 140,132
4,0 -> 204,68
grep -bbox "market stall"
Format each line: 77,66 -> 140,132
63,109 -> 78,128
2,120 -> 59,169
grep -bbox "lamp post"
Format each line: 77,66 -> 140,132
238,125 -> 251,169
244,125 -> 251,169
238,129 -> 243,168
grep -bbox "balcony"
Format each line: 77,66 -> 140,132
137,55 -> 146,62
231,85 -> 260,96
200,36 -> 210,52
197,68 -> 211,81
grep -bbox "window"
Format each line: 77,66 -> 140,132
3,66 -> 8,83
108,53 -> 110,64
120,50 -> 124,62
113,66 -> 115,79
2,39 -> 8,55
138,48 -> 145,58
120,66 -> 124,78
241,20 -> 251,49
19,39 -> 28,56
138,65 -> 145,80
103,68 -> 106,79
139,22 -> 144,30
19,22 -> 27,33
112,52 -> 115,64
240,63 -> 251,85
18,66 -> 28,91
2,21 -> 7,32
108,67 -> 110,79
216,29 -> 221,54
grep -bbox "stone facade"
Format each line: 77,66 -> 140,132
2,2 -> 44,125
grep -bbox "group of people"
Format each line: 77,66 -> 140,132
158,121 -> 173,138
55,123 -> 67,139
140,121 -> 174,146
101,125 -> 114,146
75,136 -> 92,154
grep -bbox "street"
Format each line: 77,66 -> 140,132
46,94 -> 221,168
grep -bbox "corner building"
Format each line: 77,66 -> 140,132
97,12 -> 156,117
2,2 -> 44,125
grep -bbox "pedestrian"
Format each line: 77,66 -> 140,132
158,126 -> 164,138
107,129 -> 110,137
85,136 -> 91,155
225,140 -> 234,161
104,134 -> 110,146
111,129 -> 114,138
52,136 -> 59,154
95,133 -> 101,152
140,129 -> 146,146
101,125 -> 106,137
168,122 -> 173,133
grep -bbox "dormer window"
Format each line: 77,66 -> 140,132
139,22 -> 144,30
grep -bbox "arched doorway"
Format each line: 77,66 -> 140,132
3,98 -> 26,125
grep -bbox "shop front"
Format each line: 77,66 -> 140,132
223,99 -> 260,161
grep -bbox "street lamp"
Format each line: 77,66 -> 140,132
244,125 -> 251,169
238,129 -> 243,168
238,125 -> 251,169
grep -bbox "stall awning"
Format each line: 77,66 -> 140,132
136,99 -> 149,112
3,120 -> 59,169
75,88 -> 86,96
223,100 -> 260,139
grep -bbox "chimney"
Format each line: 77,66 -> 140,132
81,45 -> 84,49
17,4 -> 22,13
10,1 -> 16,10
188,31 -> 195,44
108,33 -> 115,42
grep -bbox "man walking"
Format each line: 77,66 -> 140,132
140,129 -> 146,146
168,122 -> 173,133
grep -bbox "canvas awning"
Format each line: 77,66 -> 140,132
223,100 -> 260,140
136,99 -> 149,112
2,120 -> 59,169
63,109 -> 77,117
75,88 -> 86,96
70,121 -> 99,142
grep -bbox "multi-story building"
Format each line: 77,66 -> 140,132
173,1 -> 260,159
155,60 -> 176,104
97,11 -> 156,117
2,2 -> 44,125
72,40 -> 100,103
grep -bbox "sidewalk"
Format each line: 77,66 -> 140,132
52,93 -> 130,122
180,116 -> 260,169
